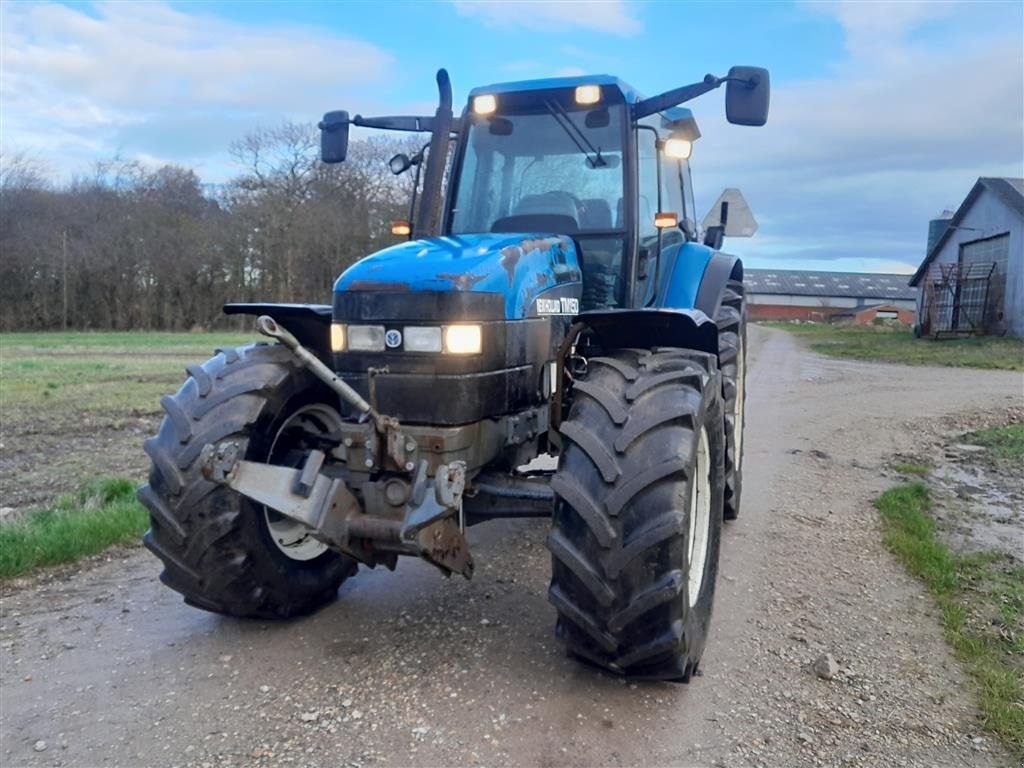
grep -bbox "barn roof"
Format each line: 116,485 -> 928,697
744,269 -> 917,300
909,177 -> 1024,286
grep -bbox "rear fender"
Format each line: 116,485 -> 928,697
224,303 -> 332,361
654,243 -> 742,318
694,253 -> 743,318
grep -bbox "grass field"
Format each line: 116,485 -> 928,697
1,330 -> 255,512
876,483 -> 1024,758
2,330 -> 256,415
765,323 -> 1024,370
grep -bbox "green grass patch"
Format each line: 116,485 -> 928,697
0,478 -> 148,580
875,482 -> 1024,758
765,323 -> 1024,371
892,461 -> 930,476
962,424 -> 1024,466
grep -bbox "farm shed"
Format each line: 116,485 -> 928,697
744,269 -> 917,324
909,177 -> 1024,338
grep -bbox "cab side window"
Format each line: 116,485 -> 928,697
636,126 -> 659,245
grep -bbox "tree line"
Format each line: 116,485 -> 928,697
0,124 -> 419,331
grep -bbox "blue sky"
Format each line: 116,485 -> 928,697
2,0 -> 1022,273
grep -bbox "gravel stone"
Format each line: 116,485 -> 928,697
813,653 -> 840,680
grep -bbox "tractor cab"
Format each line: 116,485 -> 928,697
445,76 -> 701,311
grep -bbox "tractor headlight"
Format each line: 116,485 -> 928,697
443,324 -> 482,355
347,324 -> 386,352
403,326 -> 443,353
330,323 -> 346,352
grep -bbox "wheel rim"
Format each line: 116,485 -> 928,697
263,403 -> 343,561
734,335 -> 745,463
687,426 -> 712,607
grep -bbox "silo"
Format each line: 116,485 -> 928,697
926,209 -> 954,255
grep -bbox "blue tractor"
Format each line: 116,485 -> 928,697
140,67 -> 769,681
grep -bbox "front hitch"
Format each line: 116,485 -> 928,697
200,442 -> 473,579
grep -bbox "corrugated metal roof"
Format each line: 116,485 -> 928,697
745,269 -> 917,300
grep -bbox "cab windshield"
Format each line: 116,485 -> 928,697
448,89 -> 626,236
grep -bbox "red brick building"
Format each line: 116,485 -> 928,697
745,269 -> 917,325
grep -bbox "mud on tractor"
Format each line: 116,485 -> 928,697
139,67 -> 769,681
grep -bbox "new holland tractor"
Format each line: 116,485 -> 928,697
139,67 -> 768,681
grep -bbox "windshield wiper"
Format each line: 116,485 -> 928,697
544,98 -> 606,167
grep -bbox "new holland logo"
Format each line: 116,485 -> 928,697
384,329 -> 402,349
536,297 -> 580,315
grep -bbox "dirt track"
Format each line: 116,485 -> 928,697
1,327 -> 1020,767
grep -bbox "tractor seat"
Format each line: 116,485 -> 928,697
491,192 -> 580,234
580,198 -> 612,230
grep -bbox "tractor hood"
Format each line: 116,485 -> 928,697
334,233 -> 582,320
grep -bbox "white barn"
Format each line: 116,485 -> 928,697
909,178 -> 1024,338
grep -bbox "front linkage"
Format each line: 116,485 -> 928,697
199,316 -> 473,579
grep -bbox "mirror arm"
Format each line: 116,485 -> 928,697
632,75 -> 722,120
351,115 -> 436,132
632,72 -> 762,121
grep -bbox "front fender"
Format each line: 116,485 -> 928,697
578,308 -> 719,356
224,303 -> 332,361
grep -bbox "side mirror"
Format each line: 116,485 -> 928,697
389,153 -> 412,175
725,66 -> 770,127
319,110 -> 350,163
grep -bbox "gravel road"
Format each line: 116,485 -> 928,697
2,327 -> 1020,767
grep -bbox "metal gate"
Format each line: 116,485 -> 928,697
919,260 -> 1000,338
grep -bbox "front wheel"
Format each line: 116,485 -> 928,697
547,348 -> 725,680
138,343 -> 356,618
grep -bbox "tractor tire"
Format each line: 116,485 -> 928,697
715,279 -> 746,521
138,343 -> 356,619
547,348 -> 725,680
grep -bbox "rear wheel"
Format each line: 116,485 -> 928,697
138,343 -> 356,618
547,348 -> 725,680
716,280 -> 746,520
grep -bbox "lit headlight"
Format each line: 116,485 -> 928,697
403,326 -> 443,352
330,323 -> 346,352
347,324 -> 386,352
443,324 -> 482,355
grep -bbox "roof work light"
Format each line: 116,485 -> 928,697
574,85 -> 601,105
472,94 -> 497,115
661,137 -> 693,160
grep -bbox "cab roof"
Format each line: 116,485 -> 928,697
466,74 -> 698,136
468,74 -> 642,103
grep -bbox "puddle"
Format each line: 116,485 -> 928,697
929,449 -> 1024,562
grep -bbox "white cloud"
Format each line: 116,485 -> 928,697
452,0 -> 642,36
0,2 -> 393,174
806,0 -> 960,56
693,6 -> 1022,270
